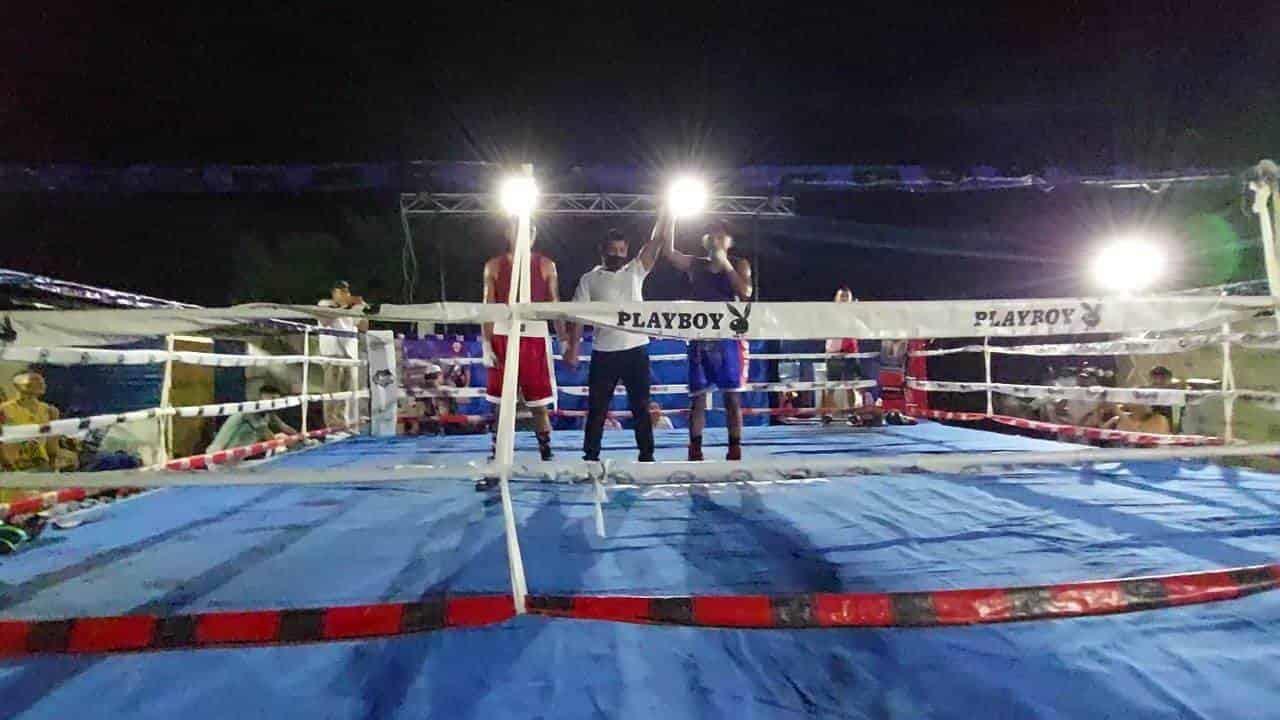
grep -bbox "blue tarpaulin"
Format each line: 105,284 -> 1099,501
1,423 -> 1278,718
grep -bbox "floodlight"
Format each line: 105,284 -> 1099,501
499,176 -> 539,216
1091,235 -> 1166,293
667,176 -> 709,218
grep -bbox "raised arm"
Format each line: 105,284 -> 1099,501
542,256 -> 568,344
729,257 -> 754,300
563,274 -> 590,369
637,211 -> 669,272
481,258 -> 498,364
663,219 -> 694,272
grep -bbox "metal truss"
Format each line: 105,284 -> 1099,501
400,192 -> 796,217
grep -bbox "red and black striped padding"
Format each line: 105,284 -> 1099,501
528,564 -> 1280,628
2,564 -> 1276,656
0,595 -> 512,656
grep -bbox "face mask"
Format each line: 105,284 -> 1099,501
602,255 -> 626,271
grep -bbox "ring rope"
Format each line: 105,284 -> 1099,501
910,410 -> 1222,446
909,331 -> 1280,357
0,391 -> 370,441
2,563 -> 1275,655
9,441 -> 1280,490
907,379 -> 1280,409
0,345 -> 361,367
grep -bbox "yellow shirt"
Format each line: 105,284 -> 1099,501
0,399 -> 57,471
1115,411 -> 1171,435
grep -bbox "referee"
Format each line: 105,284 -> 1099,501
565,214 -> 668,461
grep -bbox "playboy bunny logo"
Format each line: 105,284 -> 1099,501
1079,302 -> 1102,329
727,303 -> 752,335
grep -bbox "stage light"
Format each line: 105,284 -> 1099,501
1091,235 -> 1166,293
499,176 -> 539,216
667,176 -> 709,218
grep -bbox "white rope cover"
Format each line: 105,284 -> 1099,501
409,379 -> 879,399
0,345 -> 360,367
9,295 -> 1276,345
376,295 -> 1276,340
0,390 -> 370,441
5,441 -> 1279,490
907,379 -> 1280,409
909,331 -> 1280,358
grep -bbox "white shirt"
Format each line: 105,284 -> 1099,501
572,259 -> 650,352
317,300 -> 364,358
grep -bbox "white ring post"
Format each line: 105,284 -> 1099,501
593,462 -> 608,538
493,165 -> 534,614
1249,164 -> 1280,331
158,334 -> 177,463
983,336 -> 994,417
1222,318 -> 1236,442
300,328 -> 311,435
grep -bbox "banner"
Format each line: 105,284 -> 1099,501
366,331 -> 398,437
379,296 -> 1275,341
5,295 -> 1276,347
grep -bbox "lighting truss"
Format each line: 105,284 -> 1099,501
400,192 -> 796,217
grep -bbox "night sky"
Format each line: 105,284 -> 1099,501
0,3 -> 1274,303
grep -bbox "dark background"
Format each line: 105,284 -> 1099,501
0,2 -> 1273,304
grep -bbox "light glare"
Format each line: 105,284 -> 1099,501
499,176 -> 538,216
667,176 -> 709,218
1091,237 -> 1166,293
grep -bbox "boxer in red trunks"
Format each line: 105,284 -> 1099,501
482,224 -> 563,461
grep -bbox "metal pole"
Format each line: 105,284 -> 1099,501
493,164 -> 534,614
398,201 -> 417,306
300,328 -> 311,435
983,336 -> 994,416
1222,318 -> 1235,442
1249,165 -> 1280,331
158,334 -> 177,463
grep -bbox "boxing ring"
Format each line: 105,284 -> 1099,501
2,168 -> 1280,717
2,422 -> 1280,718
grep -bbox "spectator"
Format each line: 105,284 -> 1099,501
649,400 -> 675,430
603,416 -> 623,431
0,371 -> 77,471
821,286 -> 862,423
418,363 -> 450,434
1105,402 -> 1172,434
1147,365 -> 1178,431
317,280 -> 368,428
207,385 -> 296,453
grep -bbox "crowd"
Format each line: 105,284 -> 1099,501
996,364 -> 1182,436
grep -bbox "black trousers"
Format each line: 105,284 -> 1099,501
584,345 -> 654,460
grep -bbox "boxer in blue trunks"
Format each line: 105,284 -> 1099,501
664,220 -> 753,460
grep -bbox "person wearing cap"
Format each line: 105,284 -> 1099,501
316,280 -> 368,429
1146,365 -> 1178,432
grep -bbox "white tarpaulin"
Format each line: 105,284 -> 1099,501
1,305 -> 323,347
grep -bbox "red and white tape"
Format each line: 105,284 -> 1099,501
162,426 -> 352,471
909,409 -> 1222,447
0,391 -> 370,441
